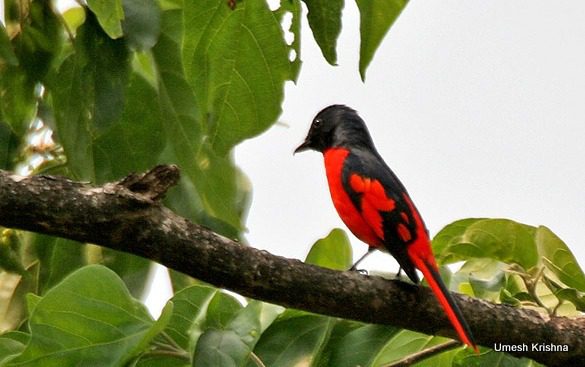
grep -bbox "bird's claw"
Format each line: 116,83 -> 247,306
349,266 -> 369,275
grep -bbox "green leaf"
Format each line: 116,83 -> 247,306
327,324 -> 399,366
355,0 -> 408,81
184,0 -> 293,155
87,0 -> 125,39
195,301 -> 282,367
25,293 -> 42,316
0,331 -> 28,364
190,145 -> 244,232
374,330 -> 460,367
305,228 -> 352,270
535,226 -> 585,291
153,6 -> 248,232
94,72 -> 164,182
122,0 -> 161,49
302,0 -> 343,65
16,0 -> 63,83
193,330 -> 249,367
202,292 -> 243,330
7,265 -> 158,366
458,258 -> 507,301
49,51 -> 94,180
0,68 -> 36,136
50,12 -> 131,180
433,219 -> 539,270
228,301 -> 283,348
311,319 -> 364,367
454,349 -> 544,367
162,285 -> 218,352
101,249 -> 153,298
249,313 -> 335,367
168,268 -> 199,293
0,22 -> 18,65
542,275 -> 585,312
33,236 -> 86,294
275,0 -> 302,80
62,7 -> 87,35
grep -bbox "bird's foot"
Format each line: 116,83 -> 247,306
348,266 -> 369,275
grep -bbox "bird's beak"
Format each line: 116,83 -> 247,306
294,140 -> 311,154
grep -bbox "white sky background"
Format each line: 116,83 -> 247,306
3,2 -> 585,315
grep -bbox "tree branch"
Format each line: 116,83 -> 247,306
0,166 -> 583,367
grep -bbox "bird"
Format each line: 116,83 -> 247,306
294,104 -> 478,352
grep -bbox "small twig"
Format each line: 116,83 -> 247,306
526,267 -> 551,314
382,340 -> 462,367
248,352 -> 266,367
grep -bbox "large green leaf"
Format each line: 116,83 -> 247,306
50,13 -> 131,180
249,312 -> 335,367
184,0 -> 293,155
87,0 -> 125,39
50,51 -> 94,180
7,265 -> 167,366
535,226 -> 585,291
433,219 -> 539,270
302,0 -> 343,65
305,228 -> 352,270
93,72 -> 164,182
354,0 -> 407,81
153,6 -> 246,232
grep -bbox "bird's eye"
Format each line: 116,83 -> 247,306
313,118 -> 322,127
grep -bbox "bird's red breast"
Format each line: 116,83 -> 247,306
324,148 -> 384,248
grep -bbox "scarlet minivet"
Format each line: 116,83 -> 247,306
295,105 -> 478,352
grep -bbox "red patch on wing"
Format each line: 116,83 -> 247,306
324,148 -> 383,247
349,174 -> 396,239
403,193 -> 433,265
396,223 -> 412,242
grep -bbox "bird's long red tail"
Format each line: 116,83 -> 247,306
409,251 -> 479,353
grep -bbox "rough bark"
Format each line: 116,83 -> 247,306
0,166 -> 583,367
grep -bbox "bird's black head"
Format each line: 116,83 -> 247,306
295,105 -> 375,154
